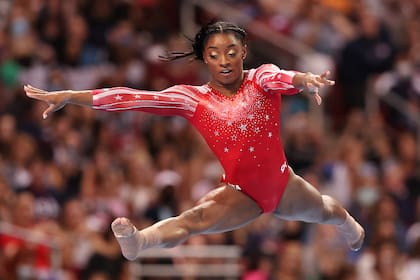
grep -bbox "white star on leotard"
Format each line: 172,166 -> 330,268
239,124 -> 247,132
268,132 -> 273,138
249,146 -> 255,152
224,147 -> 229,153
135,94 -> 141,99
115,95 -> 123,101
231,135 -> 237,141
214,130 -> 220,136
227,120 -> 233,126
153,96 -> 159,100
265,115 -> 270,121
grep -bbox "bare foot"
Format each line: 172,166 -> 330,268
111,217 -> 136,237
111,217 -> 142,260
349,223 -> 365,251
338,222 -> 365,251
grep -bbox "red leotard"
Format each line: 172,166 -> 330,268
92,64 -> 300,213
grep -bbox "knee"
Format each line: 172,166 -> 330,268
321,195 -> 344,221
156,208 -> 206,248
177,207 -> 206,235
321,195 -> 335,214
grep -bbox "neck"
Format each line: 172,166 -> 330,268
209,72 -> 245,97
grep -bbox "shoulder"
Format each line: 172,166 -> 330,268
163,84 -> 210,98
256,63 -> 282,73
249,64 -> 298,92
249,64 -> 281,80
246,64 -> 282,84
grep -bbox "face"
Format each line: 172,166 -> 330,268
203,32 -> 246,89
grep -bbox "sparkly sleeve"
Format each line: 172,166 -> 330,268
254,64 -> 301,95
91,85 -> 200,119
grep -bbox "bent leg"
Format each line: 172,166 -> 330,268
273,168 -> 364,251
112,185 -> 262,260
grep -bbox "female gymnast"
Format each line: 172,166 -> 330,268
24,21 -> 365,261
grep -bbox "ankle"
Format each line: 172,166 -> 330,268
115,230 -> 143,261
140,227 -> 163,249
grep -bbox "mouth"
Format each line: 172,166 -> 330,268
220,69 -> 233,76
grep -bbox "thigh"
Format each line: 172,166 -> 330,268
185,185 -> 262,234
273,167 -> 324,222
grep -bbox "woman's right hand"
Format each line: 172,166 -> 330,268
24,85 -> 70,119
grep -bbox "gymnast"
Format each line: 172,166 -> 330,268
24,21 -> 365,261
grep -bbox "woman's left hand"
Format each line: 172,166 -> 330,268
295,70 -> 335,105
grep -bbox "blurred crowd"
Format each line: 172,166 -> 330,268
0,0 -> 419,279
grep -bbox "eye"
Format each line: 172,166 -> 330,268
228,51 -> 236,57
209,53 -> 218,60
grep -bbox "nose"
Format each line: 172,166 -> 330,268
219,54 -> 229,67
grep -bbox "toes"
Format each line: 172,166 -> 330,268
111,217 -> 136,237
351,227 -> 365,252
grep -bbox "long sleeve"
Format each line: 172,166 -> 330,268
92,85 -> 201,119
254,64 -> 301,95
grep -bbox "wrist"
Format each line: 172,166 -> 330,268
64,90 -> 74,103
292,72 -> 307,90
66,90 -> 93,106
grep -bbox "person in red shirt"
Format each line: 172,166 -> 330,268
24,21 -> 364,261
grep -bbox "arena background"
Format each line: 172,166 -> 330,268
0,0 -> 420,279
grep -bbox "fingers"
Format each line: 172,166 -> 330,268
305,81 -> 322,89
43,104 -> 56,119
24,84 -> 48,95
24,84 -> 67,118
24,85 -> 49,101
306,86 -> 323,106
25,85 -> 48,94
320,70 -> 329,77
320,70 -> 331,80
305,81 -> 327,93
302,71 -> 334,106
43,102 -> 66,119
319,70 -> 335,86
310,76 -> 334,88
24,84 -> 52,119
25,92 -> 49,101
305,71 -> 335,89
314,92 -> 322,105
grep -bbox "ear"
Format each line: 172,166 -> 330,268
242,45 -> 247,60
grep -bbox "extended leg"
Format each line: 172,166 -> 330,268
112,185 -> 262,260
273,168 -> 364,251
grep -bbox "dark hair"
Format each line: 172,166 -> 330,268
159,21 -> 247,62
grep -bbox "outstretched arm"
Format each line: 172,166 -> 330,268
24,85 -> 92,119
255,64 -> 335,105
24,85 -> 200,119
